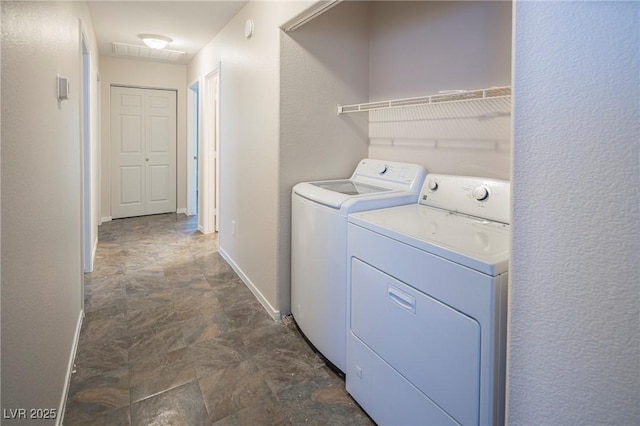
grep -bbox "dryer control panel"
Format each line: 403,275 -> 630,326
420,174 -> 510,224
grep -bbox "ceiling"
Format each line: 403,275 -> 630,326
87,1 -> 248,65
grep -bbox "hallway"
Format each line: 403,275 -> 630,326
64,213 -> 372,425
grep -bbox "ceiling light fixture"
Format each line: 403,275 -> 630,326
138,34 -> 172,50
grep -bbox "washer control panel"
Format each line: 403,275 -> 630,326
420,174 -> 510,224
351,159 -> 427,192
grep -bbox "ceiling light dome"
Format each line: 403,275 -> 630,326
139,34 -> 172,50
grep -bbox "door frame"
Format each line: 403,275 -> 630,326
198,69 -> 220,234
187,80 -> 200,216
80,28 -> 93,280
109,85 -> 178,219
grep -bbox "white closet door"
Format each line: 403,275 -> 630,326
144,89 -> 177,215
111,86 -> 176,219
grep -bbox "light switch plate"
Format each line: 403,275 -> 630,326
57,74 -> 69,101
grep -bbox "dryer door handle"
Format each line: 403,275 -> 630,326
387,285 -> 416,314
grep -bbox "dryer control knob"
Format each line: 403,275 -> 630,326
377,164 -> 388,175
427,180 -> 438,191
472,186 -> 489,201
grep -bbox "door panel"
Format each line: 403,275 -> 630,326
120,166 -> 143,205
111,87 -> 145,218
149,116 -> 169,152
145,89 -> 176,215
149,94 -> 169,108
120,116 -> 143,153
120,93 -> 143,107
148,165 -> 169,200
111,86 -> 176,219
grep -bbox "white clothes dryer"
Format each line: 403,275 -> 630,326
291,159 -> 427,373
346,174 -> 511,426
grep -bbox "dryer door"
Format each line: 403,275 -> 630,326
350,258 -> 481,425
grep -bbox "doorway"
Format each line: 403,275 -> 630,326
187,81 -> 199,216
198,70 -> 219,234
110,86 -> 177,219
81,32 -> 92,278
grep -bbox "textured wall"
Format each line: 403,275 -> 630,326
368,96 -> 512,180
367,1 -> 512,179
508,1 -> 640,424
279,1 -> 370,314
1,1 -> 99,419
368,1 -> 512,101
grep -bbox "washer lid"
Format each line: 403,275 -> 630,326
311,180 -> 390,196
293,180 -> 401,209
349,204 -> 510,276
291,159 -> 427,210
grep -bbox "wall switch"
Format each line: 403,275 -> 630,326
57,74 -> 70,101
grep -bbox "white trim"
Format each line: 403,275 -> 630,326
219,247 -> 281,321
187,80 -> 199,218
88,238 -> 98,273
80,23 -> 92,278
57,310 -> 84,426
281,0 -> 342,32
198,69 -> 219,235
176,208 -> 187,214
100,216 -> 112,224
198,224 -> 212,235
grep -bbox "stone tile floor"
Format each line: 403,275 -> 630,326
63,213 -> 373,425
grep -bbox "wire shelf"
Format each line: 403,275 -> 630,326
337,86 -> 511,114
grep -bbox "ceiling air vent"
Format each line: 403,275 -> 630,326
112,42 -> 185,62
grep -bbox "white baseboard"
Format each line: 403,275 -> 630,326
100,216 -> 112,224
57,309 -> 84,426
176,208 -> 187,214
198,225 -> 216,235
219,247 -> 281,321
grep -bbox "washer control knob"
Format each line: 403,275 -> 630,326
427,180 -> 438,191
472,186 -> 489,201
377,164 -> 388,175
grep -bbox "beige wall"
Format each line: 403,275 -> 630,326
366,1 -> 513,180
278,1 -> 370,314
188,0 -> 511,317
368,1 -> 512,101
187,1 -> 313,317
1,0 -> 100,417
99,56 -> 187,220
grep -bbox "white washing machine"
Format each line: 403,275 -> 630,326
346,174 -> 510,426
291,159 -> 427,373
